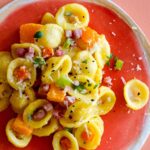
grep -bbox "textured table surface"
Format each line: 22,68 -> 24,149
0,0 -> 149,150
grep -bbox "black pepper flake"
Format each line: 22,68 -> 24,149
91,99 -> 94,102
51,63 -> 54,67
137,92 -> 140,96
70,110 -> 73,113
88,83 -> 92,87
52,70 -> 55,72
69,72 -> 73,75
92,60 -> 95,62
74,76 -> 76,79
89,91 -> 91,94
83,16 -> 85,18
85,67 -> 88,69
83,141 -> 86,144
72,105 -> 75,107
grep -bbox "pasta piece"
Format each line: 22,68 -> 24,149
55,3 -> 89,30
7,58 -> 36,90
68,75 -> 99,103
124,79 -> 149,110
11,43 -> 41,58
42,55 -> 72,84
33,117 -> 59,137
6,119 -> 32,148
52,130 -> 79,150
10,88 -> 35,113
0,51 -> 12,82
89,116 -> 104,134
94,68 -> 103,84
36,24 -> 64,48
23,99 -> 52,129
0,83 -> 12,112
41,12 -> 56,24
72,51 -> 98,79
60,101 -> 99,128
98,86 -> 116,115
74,120 -> 102,149
94,34 -> 110,69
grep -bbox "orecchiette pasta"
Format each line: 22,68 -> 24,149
11,43 -> 41,58
36,24 -> 64,48
94,35 -> 110,69
52,130 -> 79,150
7,58 -> 36,90
6,119 -> 32,148
68,75 -> 99,103
10,88 -> 35,113
56,3 -> 89,30
0,51 -> 12,82
72,51 -> 98,79
41,12 -> 56,24
98,86 -> 116,115
33,117 -> 59,137
0,83 -> 12,111
42,55 -> 72,84
23,99 -> 52,129
60,101 -> 99,128
74,120 -> 102,149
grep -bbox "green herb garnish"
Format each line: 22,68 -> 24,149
74,83 -> 85,93
33,56 -> 46,67
94,83 -> 99,89
115,58 -> 124,70
63,38 -> 74,49
34,31 -> 43,39
56,75 -> 72,88
82,59 -> 88,64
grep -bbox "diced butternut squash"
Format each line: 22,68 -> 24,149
12,115 -> 33,136
47,84 -> 66,102
20,23 -> 43,43
42,48 -> 54,58
76,27 -> 99,49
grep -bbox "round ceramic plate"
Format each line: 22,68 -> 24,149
0,0 -> 150,150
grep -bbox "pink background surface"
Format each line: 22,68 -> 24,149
0,0 -> 149,150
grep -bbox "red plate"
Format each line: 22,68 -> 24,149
0,0 -> 149,150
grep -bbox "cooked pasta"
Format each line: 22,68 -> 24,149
94,35 -> 110,69
33,117 -> 59,137
52,130 -> 79,150
41,12 -> 56,24
74,120 -> 102,149
60,101 -> 99,128
6,119 -> 32,148
7,58 -> 36,90
23,99 -> 52,129
0,51 -> 12,82
0,83 -> 12,111
11,43 -> 41,58
42,55 -> 72,84
1,3 -> 149,150
56,3 -> 89,30
36,24 -> 64,48
72,51 -> 98,79
10,88 -> 35,113
98,86 -> 116,115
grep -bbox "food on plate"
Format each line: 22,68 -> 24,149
124,79 -> 149,110
0,3 -> 149,150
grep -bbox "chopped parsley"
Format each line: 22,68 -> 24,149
74,83 -> 85,93
94,83 -> 99,89
33,57 -> 46,68
82,59 -> 88,64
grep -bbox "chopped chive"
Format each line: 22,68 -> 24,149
115,59 -> 124,70
63,38 -> 74,49
82,59 -> 88,64
107,53 -> 113,59
34,31 -> 43,39
94,83 -> 99,89
74,83 -> 85,93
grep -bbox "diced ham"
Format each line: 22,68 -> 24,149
25,47 -> 34,59
65,30 -> 72,38
63,96 -> 76,108
42,84 -> 50,92
32,109 -> 46,121
43,103 -> 53,112
73,29 -> 82,39
28,47 -> 34,53
16,48 -> 26,57
55,49 -> 64,56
